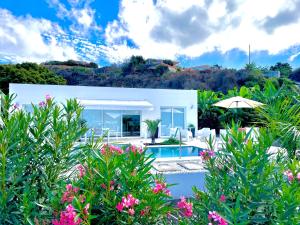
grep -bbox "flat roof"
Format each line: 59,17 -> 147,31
9,83 -> 197,93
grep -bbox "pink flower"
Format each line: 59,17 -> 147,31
152,180 -> 171,196
100,144 -> 123,155
126,145 -> 143,154
177,196 -> 193,218
45,94 -> 52,101
140,210 -> 146,216
61,184 -> 79,203
77,164 -> 86,178
200,150 -> 215,161
128,208 -> 135,216
116,194 -> 139,214
79,195 -> 86,203
297,172 -> 300,182
116,202 -> 124,212
83,203 -> 90,215
208,211 -> 228,225
284,170 -> 294,182
220,194 -> 226,202
13,103 -> 20,109
39,101 -> 46,107
52,204 -> 82,225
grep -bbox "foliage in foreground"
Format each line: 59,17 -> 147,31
51,144 -> 178,225
0,94 -> 87,224
192,126 -> 300,224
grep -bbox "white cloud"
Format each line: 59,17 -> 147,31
104,0 -> 300,62
289,52 -> 300,61
0,9 -> 79,63
48,0 -> 101,35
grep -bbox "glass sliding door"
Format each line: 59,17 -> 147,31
161,108 -> 173,136
122,111 -> 140,137
160,107 -> 185,136
82,109 -> 141,138
82,109 -> 103,136
103,110 -> 122,137
173,108 -> 185,129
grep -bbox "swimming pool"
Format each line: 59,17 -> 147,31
146,146 -> 203,158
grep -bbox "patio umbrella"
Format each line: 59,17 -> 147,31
213,96 -> 264,123
213,96 -> 263,109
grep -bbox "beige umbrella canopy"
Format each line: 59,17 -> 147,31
213,96 -> 264,109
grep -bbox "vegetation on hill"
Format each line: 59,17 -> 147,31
0,56 -> 299,94
0,63 -> 66,94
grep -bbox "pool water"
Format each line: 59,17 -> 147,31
146,146 -> 203,158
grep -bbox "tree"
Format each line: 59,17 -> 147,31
0,63 -> 66,94
290,67 -> 300,82
270,62 -> 292,78
144,119 -> 160,144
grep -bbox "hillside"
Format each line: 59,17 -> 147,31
0,57 -> 298,94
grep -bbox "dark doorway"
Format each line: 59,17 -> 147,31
122,115 -> 140,137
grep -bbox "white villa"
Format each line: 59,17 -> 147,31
9,83 -> 198,139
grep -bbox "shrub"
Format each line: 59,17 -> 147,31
161,137 -> 181,145
0,94 -> 87,224
51,144 -> 175,224
191,125 -> 300,224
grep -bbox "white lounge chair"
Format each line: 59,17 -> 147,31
196,128 -> 211,142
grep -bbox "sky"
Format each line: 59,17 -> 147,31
0,0 -> 300,69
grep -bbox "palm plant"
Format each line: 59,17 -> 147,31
198,90 -> 222,129
258,97 -> 300,158
144,119 -> 160,144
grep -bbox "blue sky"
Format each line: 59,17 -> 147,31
0,0 -> 300,69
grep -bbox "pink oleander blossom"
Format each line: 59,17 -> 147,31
39,101 -> 46,107
13,103 -> 20,110
100,144 -> 123,155
61,184 -> 79,203
177,196 -> 193,217
116,194 -> 139,214
219,194 -> 226,202
128,208 -> 135,216
284,170 -> 294,182
83,203 -> 90,215
116,202 -> 124,212
200,150 -> 215,161
77,164 -> 86,178
46,94 -> 52,102
208,211 -> 228,225
126,145 -> 143,154
79,195 -> 86,203
152,180 -> 171,196
52,204 -> 82,225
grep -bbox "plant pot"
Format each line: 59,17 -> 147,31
155,127 -> 159,138
190,128 -> 195,137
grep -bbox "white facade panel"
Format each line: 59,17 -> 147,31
9,83 -> 198,138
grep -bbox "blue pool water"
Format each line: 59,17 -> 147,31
146,146 -> 203,158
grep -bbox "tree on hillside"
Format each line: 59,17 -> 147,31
0,63 -> 66,94
290,68 -> 300,82
270,62 -> 292,77
122,56 -> 146,74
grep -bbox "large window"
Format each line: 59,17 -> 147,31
82,109 -> 103,136
81,109 -> 140,137
161,107 -> 185,136
103,111 -> 122,137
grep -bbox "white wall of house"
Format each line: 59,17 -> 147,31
9,83 -> 198,137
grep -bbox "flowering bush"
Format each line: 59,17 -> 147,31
51,144 -> 174,224
0,94 -> 87,223
191,125 -> 300,224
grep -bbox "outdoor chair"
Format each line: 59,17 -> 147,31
196,128 -> 211,142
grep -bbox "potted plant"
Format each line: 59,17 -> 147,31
188,124 -> 196,137
144,119 -> 161,144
